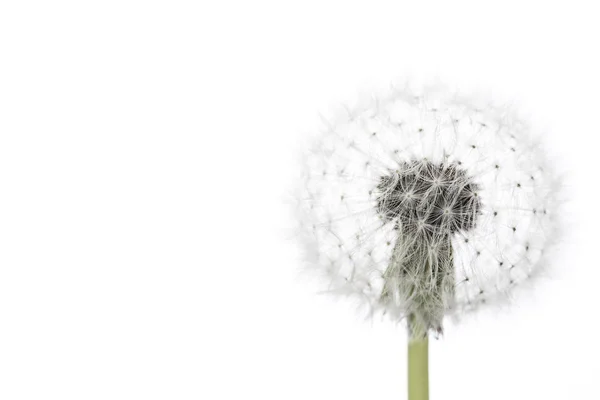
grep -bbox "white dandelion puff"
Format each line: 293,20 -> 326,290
294,83 -> 561,338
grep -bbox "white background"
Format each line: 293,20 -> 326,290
0,1 -> 596,399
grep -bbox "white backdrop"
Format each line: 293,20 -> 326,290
0,1 -> 595,399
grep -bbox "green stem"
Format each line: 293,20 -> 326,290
408,332 -> 429,400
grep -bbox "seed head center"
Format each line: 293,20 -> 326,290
376,161 -> 481,235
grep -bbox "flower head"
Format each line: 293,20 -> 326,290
295,84 -> 560,335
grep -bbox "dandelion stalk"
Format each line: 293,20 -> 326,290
408,327 -> 429,400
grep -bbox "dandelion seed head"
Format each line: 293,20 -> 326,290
294,83 -> 560,333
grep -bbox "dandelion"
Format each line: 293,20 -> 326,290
294,83 -> 560,400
